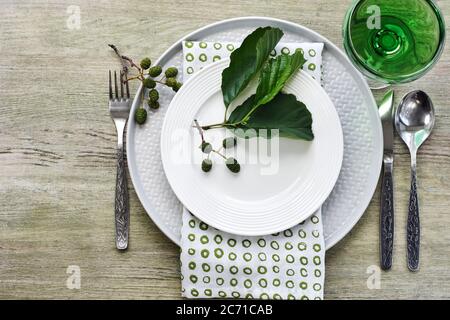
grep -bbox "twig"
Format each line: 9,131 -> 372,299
201,122 -> 237,130
121,55 -> 142,74
108,44 -> 128,75
212,149 -> 227,160
193,119 -> 205,142
125,75 -> 142,82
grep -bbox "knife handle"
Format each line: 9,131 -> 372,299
380,160 -> 394,270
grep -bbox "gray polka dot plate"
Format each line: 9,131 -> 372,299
126,17 -> 383,249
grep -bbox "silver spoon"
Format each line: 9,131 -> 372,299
395,90 -> 435,272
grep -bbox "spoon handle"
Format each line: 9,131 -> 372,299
407,167 -> 420,271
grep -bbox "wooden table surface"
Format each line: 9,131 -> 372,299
1,0 -> 449,300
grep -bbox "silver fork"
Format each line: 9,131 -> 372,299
109,70 -> 130,250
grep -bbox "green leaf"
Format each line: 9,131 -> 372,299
254,49 -> 306,107
221,27 -> 283,108
226,50 -> 307,131
227,94 -> 255,124
229,92 -> 314,141
233,50 -> 306,123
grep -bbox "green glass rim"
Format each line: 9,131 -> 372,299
343,0 -> 446,84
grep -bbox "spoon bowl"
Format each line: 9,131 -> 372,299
396,90 -> 435,150
395,90 -> 435,272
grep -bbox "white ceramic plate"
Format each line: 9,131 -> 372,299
160,59 -> 343,236
127,17 -> 383,248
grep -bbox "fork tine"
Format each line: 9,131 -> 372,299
125,73 -> 130,99
109,70 -> 113,99
120,71 -> 124,98
114,71 -> 118,99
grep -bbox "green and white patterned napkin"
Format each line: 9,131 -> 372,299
180,40 -> 325,300
182,41 -> 324,84
181,208 -> 324,300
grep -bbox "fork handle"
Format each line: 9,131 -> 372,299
115,146 -> 129,250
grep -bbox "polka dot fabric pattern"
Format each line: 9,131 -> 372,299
180,40 -> 325,299
182,41 -> 324,84
181,208 -> 324,300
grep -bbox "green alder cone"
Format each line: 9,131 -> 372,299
166,77 -> 177,88
201,159 -> 213,172
226,157 -> 240,173
143,78 -> 156,89
173,82 -> 183,92
148,100 -> 160,110
135,108 -> 147,124
140,57 -> 152,70
200,142 -> 212,154
165,67 -> 178,78
148,66 -> 162,77
222,137 -> 237,149
148,89 -> 159,102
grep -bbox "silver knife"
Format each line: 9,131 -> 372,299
379,90 -> 395,270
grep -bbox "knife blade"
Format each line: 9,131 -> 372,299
380,90 -> 395,155
379,90 -> 395,270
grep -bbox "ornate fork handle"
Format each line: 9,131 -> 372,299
115,146 -> 129,250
